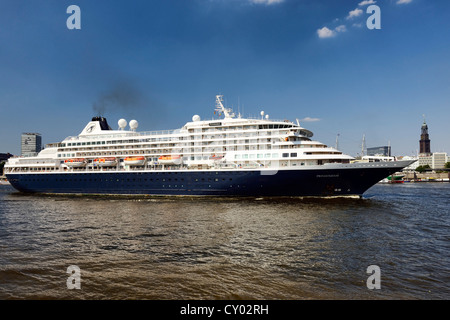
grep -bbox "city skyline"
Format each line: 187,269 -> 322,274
1,0 -> 449,157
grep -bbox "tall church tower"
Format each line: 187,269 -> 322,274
419,117 -> 431,155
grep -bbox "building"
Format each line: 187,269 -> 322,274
21,133 -> 42,157
418,118 -> 432,167
415,119 -> 448,170
419,152 -> 448,170
367,146 -> 391,157
418,154 -> 432,168
432,152 -> 447,170
419,119 -> 431,156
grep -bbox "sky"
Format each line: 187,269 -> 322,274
1,0 -> 449,157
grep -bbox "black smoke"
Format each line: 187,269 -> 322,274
92,81 -> 144,116
91,78 -> 169,129
92,82 -> 144,116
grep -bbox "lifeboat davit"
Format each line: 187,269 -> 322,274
158,155 -> 182,165
94,157 -> 117,167
64,158 -> 86,167
124,156 -> 146,166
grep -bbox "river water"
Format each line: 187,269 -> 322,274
0,183 -> 449,300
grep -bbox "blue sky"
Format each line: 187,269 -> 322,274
1,0 -> 449,157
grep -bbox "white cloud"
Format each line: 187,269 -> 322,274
300,117 -> 321,122
346,8 -> 363,19
358,0 -> 376,6
249,0 -> 284,5
396,0 -> 412,4
317,25 -> 347,39
335,25 -> 347,33
317,26 -> 336,38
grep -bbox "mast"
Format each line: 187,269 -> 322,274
215,95 -> 234,119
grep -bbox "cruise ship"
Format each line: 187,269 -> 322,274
5,95 -> 414,197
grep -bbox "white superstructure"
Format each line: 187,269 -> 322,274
5,95 -> 353,174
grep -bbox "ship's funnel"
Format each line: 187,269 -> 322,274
91,116 -> 112,130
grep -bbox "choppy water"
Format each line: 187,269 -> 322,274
0,183 -> 449,300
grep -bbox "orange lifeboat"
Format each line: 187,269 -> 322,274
94,157 -> 117,167
158,155 -> 182,165
64,158 -> 86,167
124,156 -> 146,166
209,154 -> 224,161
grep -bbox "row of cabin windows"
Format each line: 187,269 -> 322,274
57,152 -> 296,161
18,167 -> 57,171
192,124 -> 293,132
56,153 -> 299,160
22,170 -> 232,177
62,141 -> 106,147
59,139 -> 276,153
235,152 -> 297,159
22,177 -> 233,183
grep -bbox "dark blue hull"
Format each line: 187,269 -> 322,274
6,162 -> 412,197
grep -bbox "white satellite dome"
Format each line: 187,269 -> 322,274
129,120 -> 138,130
118,119 -> 127,130
192,115 -> 201,122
